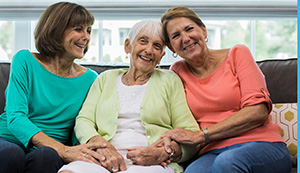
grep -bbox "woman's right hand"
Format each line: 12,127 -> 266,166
59,142 -> 106,164
88,135 -> 127,172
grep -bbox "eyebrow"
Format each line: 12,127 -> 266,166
138,35 -> 149,39
184,24 -> 192,30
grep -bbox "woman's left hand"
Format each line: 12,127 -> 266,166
151,127 -> 202,157
160,127 -> 201,145
126,146 -> 168,166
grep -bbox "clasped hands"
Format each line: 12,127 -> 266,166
81,135 -> 171,172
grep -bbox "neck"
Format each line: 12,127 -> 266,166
122,69 -> 152,86
45,55 -> 75,77
186,49 -> 218,78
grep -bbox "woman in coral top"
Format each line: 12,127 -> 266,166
155,6 -> 292,173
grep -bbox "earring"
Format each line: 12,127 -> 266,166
156,63 -> 161,69
205,37 -> 208,43
172,52 -> 178,58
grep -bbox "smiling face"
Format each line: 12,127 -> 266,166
62,24 -> 91,59
125,29 -> 165,74
167,17 -> 207,62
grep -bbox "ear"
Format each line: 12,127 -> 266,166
157,51 -> 166,65
124,38 -> 131,54
201,25 -> 207,38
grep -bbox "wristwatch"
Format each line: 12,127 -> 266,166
202,127 -> 210,143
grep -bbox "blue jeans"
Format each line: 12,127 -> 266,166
185,141 -> 292,173
0,137 -> 63,173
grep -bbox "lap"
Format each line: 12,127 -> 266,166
186,141 -> 291,173
59,161 -> 174,173
0,137 -> 63,173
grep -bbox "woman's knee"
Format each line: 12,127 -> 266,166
26,146 -> 63,172
0,140 -> 25,162
212,151 -> 247,172
0,139 -> 26,171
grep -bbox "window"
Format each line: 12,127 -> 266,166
0,0 -> 297,63
0,21 -> 13,60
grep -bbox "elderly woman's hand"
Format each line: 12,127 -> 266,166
126,146 -> 169,166
87,135 -> 127,173
60,143 -> 106,164
151,127 -> 202,157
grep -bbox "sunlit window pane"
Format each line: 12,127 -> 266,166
0,19 -> 297,63
0,21 -> 14,60
255,20 -> 297,60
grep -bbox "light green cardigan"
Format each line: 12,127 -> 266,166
75,68 -> 200,172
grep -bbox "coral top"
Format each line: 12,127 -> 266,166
170,45 -> 284,155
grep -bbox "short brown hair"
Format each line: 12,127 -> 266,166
161,6 -> 205,52
34,2 -> 94,57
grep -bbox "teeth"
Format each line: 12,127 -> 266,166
184,43 -> 195,50
140,56 -> 151,61
75,43 -> 85,48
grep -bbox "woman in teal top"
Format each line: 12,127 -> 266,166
0,2 -> 102,173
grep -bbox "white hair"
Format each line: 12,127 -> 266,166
127,20 -> 166,49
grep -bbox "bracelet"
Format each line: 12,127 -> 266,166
202,127 -> 210,143
168,146 -> 175,161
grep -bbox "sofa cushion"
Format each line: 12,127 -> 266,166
271,103 -> 297,166
0,61 -> 10,114
257,58 -> 297,104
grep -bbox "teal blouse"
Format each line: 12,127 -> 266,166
0,50 -> 97,151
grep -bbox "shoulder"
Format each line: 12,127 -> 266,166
14,49 -> 31,56
170,60 -> 186,72
95,68 -> 127,81
12,49 -> 32,63
84,68 -> 98,80
152,69 -> 182,83
229,44 -> 252,56
101,68 -> 127,76
10,49 -> 34,71
227,44 -> 254,63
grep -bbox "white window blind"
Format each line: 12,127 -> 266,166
0,0 -> 297,20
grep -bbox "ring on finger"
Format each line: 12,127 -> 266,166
100,156 -> 106,162
83,153 -> 87,157
111,168 -> 118,172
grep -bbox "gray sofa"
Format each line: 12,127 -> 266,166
0,58 -> 297,172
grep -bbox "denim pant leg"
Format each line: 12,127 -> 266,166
0,137 -> 26,173
185,151 -> 218,173
211,141 -> 292,173
185,141 -> 291,173
25,146 -> 64,173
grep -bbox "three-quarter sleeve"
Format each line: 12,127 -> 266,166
6,52 -> 41,148
231,45 -> 272,113
75,75 -> 103,144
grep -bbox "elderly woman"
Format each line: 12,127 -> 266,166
154,6 -> 292,173
58,20 -> 199,173
0,2 -> 103,173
